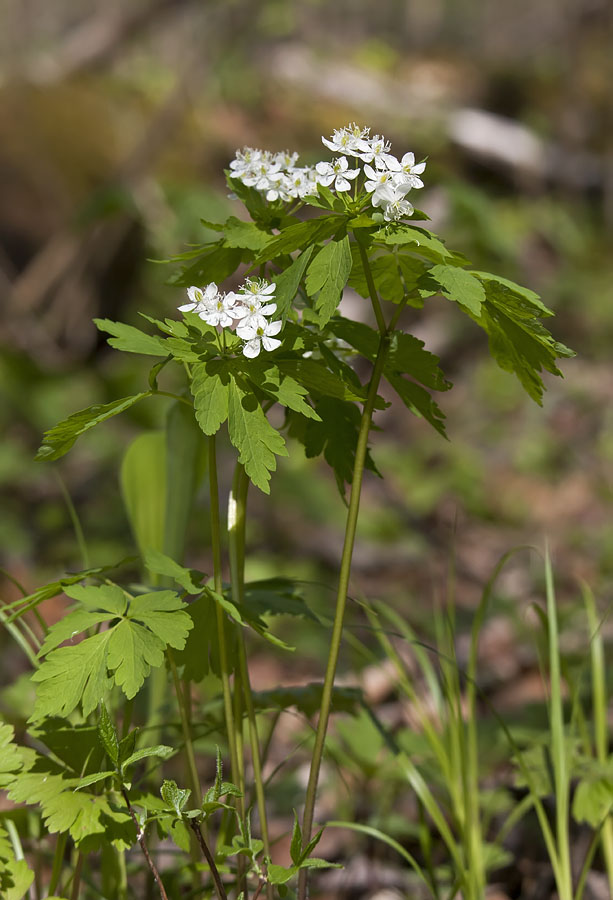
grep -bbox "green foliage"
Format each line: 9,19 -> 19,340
305,236 -> 353,325
36,394 -> 151,460
227,376 -> 288,493
31,584 -> 192,718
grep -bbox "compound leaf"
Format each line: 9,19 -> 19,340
94,319 -> 169,356
305,236 -> 352,326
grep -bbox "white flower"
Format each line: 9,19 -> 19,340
363,164 -> 404,196
315,157 -> 360,192
178,283 -> 219,314
199,292 -> 239,328
285,166 -> 319,198
241,152 -> 282,191
241,319 -> 283,358
398,152 -> 426,188
274,150 -> 300,170
372,183 -> 415,221
229,147 -> 262,179
237,278 -> 276,305
322,123 -> 369,157
358,135 -> 400,170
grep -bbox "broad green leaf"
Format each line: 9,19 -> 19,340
73,771 -> 115,789
227,376 -> 288,493
572,775 -> 613,828
143,549 -> 204,595
239,360 -> 321,421
267,864 -> 298,885
32,587 -> 192,717
257,215 -> 346,262
223,216 -> 272,251
305,236 -> 352,326
349,246 -> 428,305
290,810 -> 302,865
93,319 -> 169,356
428,264 -> 486,316
36,394 -> 151,461
274,246 -> 314,321
191,360 -> 233,436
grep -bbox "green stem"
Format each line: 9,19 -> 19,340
229,464 -> 273,897
70,851 -> 84,900
168,649 -> 201,806
47,831 -> 67,896
209,436 -> 243,812
299,243 -> 391,900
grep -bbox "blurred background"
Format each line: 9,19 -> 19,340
1,0 -> 612,714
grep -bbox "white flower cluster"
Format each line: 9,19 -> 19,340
323,123 -> 426,221
229,148 -> 319,202
228,124 -> 426,222
179,279 -> 282,358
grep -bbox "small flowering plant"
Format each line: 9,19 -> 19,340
2,125 -> 573,900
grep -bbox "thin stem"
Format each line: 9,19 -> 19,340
47,831 -> 67,897
189,821 -> 229,900
299,244 -> 391,900
209,436 -> 243,810
55,471 -> 90,570
229,463 -> 273,899
70,852 -> 84,900
167,649 -> 201,806
121,786 -> 170,900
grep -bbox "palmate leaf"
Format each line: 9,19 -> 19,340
36,393 -> 151,461
1,857 -> 34,900
31,585 -> 192,719
227,376 -> 288,493
305,236 -> 353,326
372,223 -> 458,265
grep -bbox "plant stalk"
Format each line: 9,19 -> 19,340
299,242 -> 391,900
189,821 -> 229,900
229,463 -> 273,899
121,786 -> 169,900
209,435 -> 243,812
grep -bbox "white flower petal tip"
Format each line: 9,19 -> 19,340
262,336 -> 282,352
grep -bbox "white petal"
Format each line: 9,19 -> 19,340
259,302 -> 277,316
363,164 -> 378,180
321,136 -> 337,151
243,338 -> 261,358
265,320 -> 282,336
317,174 -> 335,187
412,162 -> 427,174
262,283 -> 276,294
316,161 -> 332,175
261,336 -> 282,352
335,175 -> 352,192
178,302 -> 197,312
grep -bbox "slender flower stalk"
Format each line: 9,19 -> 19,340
298,242 -> 392,900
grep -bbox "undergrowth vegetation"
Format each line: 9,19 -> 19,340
0,124 -> 610,900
